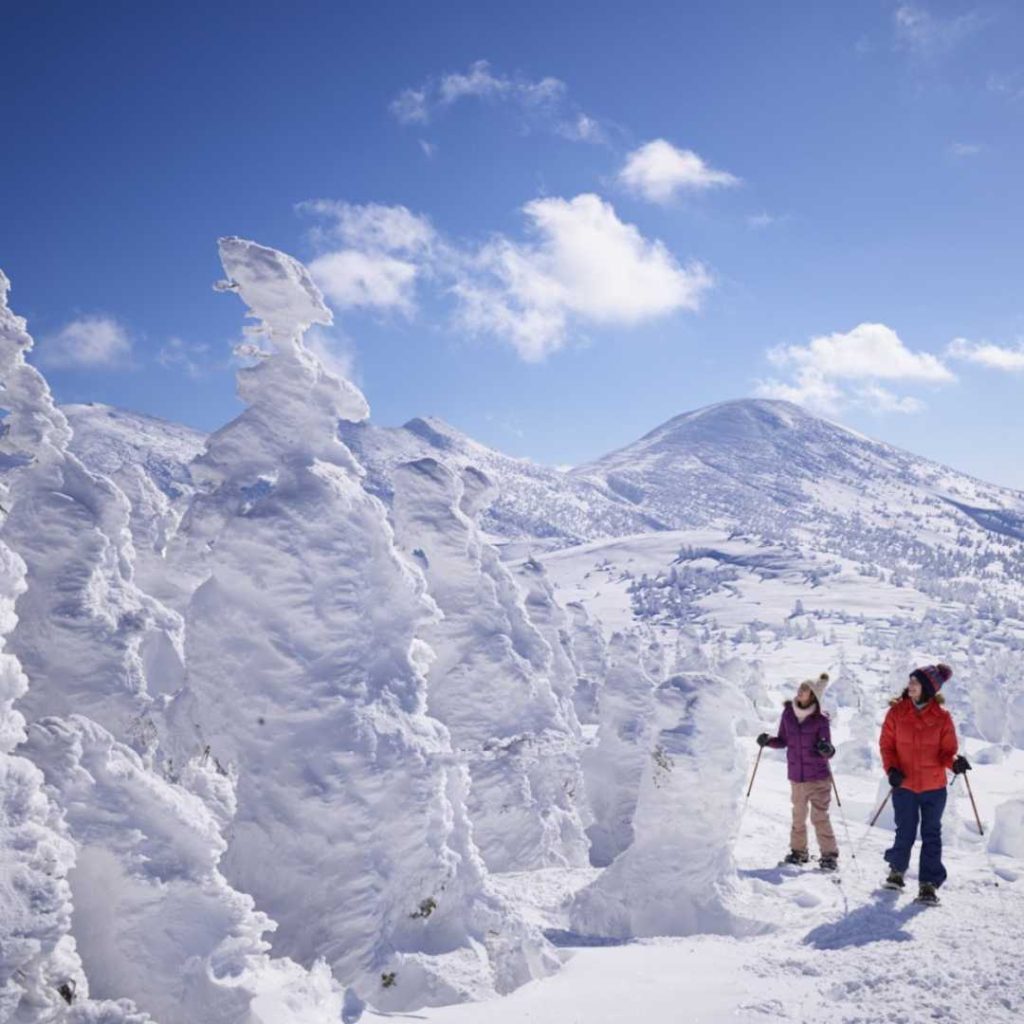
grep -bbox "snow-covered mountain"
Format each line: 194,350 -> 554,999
571,398 -> 1024,593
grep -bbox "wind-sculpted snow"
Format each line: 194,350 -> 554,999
173,239 -> 555,1009
0,276 -> 186,756
582,632 -> 659,867
23,715 -> 344,1024
1,267 -> 352,1023
571,671 -> 750,940
564,601 -> 607,725
391,457 -> 589,871
63,404 -> 204,593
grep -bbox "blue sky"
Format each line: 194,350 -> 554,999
3,1 -> 1023,485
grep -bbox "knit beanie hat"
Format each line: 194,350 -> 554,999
911,663 -> 953,702
802,672 -> 830,704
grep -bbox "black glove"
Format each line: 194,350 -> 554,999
888,767 -> 904,787
815,739 -> 835,758
756,732 -> 772,747
952,755 -> 971,774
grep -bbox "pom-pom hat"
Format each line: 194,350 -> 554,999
911,663 -> 952,702
800,672 -> 830,704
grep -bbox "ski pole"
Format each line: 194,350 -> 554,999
828,769 -> 861,877
868,789 -> 892,828
960,772 -> 984,836
830,772 -> 842,809
746,745 -> 764,799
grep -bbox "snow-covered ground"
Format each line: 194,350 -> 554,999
412,730 -> 1024,1024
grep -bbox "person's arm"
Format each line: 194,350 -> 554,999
815,717 -> 835,758
879,706 -> 898,772
939,713 -> 958,771
767,713 -> 788,749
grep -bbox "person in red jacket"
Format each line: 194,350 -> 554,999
879,663 -> 971,905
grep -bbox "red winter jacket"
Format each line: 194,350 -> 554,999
879,696 -> 958,793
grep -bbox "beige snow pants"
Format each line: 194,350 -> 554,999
790,779 -> 838,856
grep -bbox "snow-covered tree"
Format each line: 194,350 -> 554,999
391,457 -> 589,871
170,239 -> 554,1008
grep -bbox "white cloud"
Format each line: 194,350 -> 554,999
390,60 -> 604,143
769,322 -> 954,383
949,141 -> 982,157
757,322 -> 955,415
302,194 -> 711,361
390,87 -> 429,125
309,250 -> 419,316
948,337 -> 1024,371
300,201 -> 436,315
893,4 -> 985,57
419,139 -> 437,159
747,211 -> 781,229
454,193 -> 712,360
618,140 -> 739,204
556,112 -> 606,144
305,325 -> 360,383
157,337 -> 212,378
299,200 -> 436,255
38,315 -> 134,369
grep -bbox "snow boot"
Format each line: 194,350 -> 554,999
915,882 -> 940,906
882,869 -> 905,890
782,849 -> 810,866
818,854 -> 838,872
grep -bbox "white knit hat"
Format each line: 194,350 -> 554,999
802,672 -> 830,704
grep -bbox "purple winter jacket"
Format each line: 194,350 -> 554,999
767,701 -> 833,783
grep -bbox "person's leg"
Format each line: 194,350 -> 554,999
918,787 -> 948,887
884,787 -> 919,874
809,779 -> 838,857
790,783 -> 809,853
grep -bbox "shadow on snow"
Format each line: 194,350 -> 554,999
803,890 -> 925,950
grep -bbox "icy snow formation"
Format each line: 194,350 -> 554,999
564,601 -> 607,726
989,798 -> 1024,859
510,556 -> 586,730
1,268 -> 347,1024
173,239 -> 554,1007
572,671 -> 749,939
23,715 -> 344,1024
582,632 -> 659,868
391,458 -> 588,872
0,281 -> 185,755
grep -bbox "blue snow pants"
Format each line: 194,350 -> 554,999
885,786 -> 948,886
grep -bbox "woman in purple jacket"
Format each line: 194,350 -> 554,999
757,672 -> 838,870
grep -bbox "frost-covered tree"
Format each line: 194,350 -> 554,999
572,671 -> 749,939
582,632 -> 659,867
171,239 -> 554,1008
1,267 -> 346,1023
391,458 -> 589,871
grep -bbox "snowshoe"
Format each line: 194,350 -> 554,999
780,849 -> 810,866
818,854 -> 838,872
882,869 -> 905,891
914,883 -> 940,906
